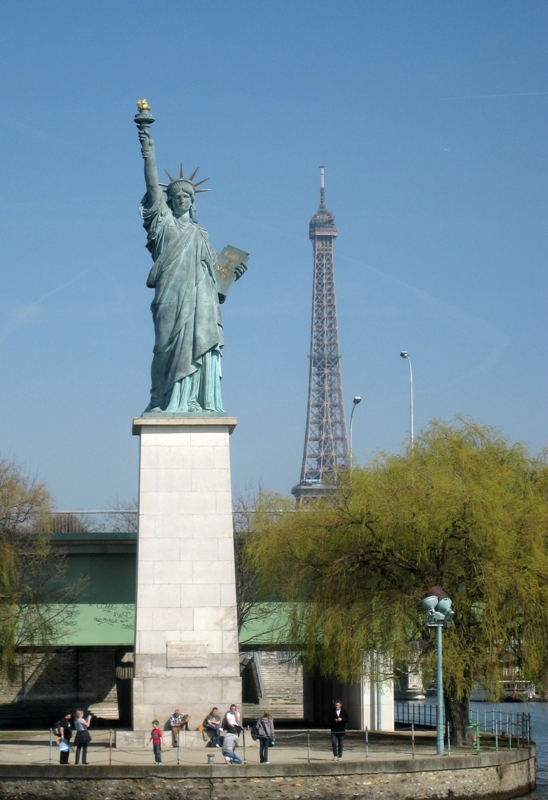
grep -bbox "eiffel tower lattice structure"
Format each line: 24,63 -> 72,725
292,167 -> 349,502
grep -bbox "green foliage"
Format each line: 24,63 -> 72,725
0,457 -> 81,682
233,485 -> 295,633
246,418 -> 548,707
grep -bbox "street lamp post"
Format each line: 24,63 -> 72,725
399,352 -> 414,450
349,396 -> 361,469
421,586 -> 455,756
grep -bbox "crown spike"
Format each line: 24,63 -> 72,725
189,167 -> 199,181
195,188 -> 211,193
164,169 -> 175,182
179,164 -> 184,179
194,177 -> 210,188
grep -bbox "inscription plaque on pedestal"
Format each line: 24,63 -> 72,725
167,641 -> 209,668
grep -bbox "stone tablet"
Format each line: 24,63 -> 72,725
216,245 -> 249,302
167,641 -> 209,668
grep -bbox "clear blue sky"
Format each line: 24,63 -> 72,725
1,1 -> 546,508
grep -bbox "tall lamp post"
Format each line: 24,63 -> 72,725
399,352 -> 414,450
349,396 -> 361,469
422,586 -> 455,755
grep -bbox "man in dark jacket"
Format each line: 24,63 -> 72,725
328,701 -> 349,760
58,711 -> 73,764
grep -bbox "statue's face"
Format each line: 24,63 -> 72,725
170,189 -> 193,218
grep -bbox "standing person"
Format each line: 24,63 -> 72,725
73,710 -> 91,765
170,709 -> 189,746
58,711 -> 73,765
224,704 -> 242,734
204,707 -> 222,747
255,711 -> 275,764
222,730 -> 242,765
329,700 -> 349,761
148,720 -> 163,764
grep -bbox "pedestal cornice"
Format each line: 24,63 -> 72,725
132,415 -> 238,435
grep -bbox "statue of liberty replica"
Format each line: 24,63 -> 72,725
135,101 -> 248,414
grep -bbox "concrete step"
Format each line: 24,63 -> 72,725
243,703 -> 304,721
255,659 -> 304,717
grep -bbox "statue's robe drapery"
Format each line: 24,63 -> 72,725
140,195 -> 224,412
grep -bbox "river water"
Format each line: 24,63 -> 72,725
469,701 -> 548,799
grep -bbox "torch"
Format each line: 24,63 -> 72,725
134,99 -> 155,156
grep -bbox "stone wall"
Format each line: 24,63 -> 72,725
0,648 -> 121,727
0,747 -> 535,800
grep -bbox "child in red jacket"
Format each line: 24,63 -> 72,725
148,720 -> 163,764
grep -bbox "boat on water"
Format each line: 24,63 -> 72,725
471,680 -> 542,702
500,681 -> 537,702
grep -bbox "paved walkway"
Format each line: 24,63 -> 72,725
0,729 -> 493,767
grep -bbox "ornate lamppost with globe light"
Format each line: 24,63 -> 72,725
421,586 -> 455,755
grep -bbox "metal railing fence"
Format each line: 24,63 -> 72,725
394,703 -> 438,728
0,722 -> 531,767
394,703 -> 531,741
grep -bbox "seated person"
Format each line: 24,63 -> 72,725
169,709 -> 190,745
204,707 -> 222,747
224,703 -> 242,734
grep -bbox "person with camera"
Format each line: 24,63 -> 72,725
74,710 -> 92,765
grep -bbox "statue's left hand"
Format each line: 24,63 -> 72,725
234,262 -> 248,280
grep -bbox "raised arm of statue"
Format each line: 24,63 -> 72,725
138,128 -> 163,208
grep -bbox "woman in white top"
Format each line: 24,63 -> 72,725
73,710 -> 92,765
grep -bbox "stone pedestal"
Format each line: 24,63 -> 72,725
131,416 -> 241,731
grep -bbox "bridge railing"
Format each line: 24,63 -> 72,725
49,510 -> 138,534
49,509 -> 266,534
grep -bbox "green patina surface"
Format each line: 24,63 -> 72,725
51,533 -> 137,646
51,598 -> 292,648
57,603 -> 135,646
57,602 -> 289,647
239,604 -> 293,647
51,533 -> 289,648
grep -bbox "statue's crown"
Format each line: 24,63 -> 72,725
159,165 -> 210,196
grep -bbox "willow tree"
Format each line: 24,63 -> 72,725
0,457 -> 81,684
246,418 -> 548,743
233,486 -> 294,634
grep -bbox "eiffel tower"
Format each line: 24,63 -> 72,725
292,167 -> 349,502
